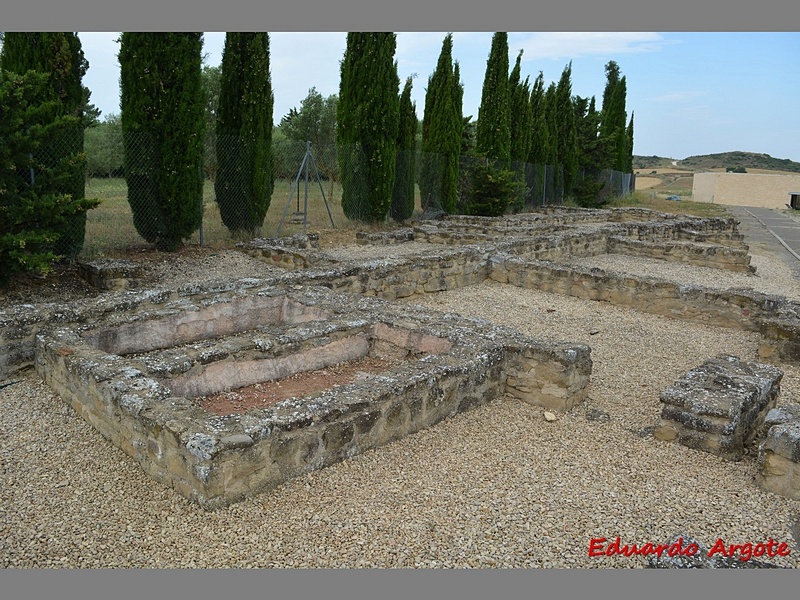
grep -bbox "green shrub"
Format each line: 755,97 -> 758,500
461,160 -> 528,217
572,178 -> 609,208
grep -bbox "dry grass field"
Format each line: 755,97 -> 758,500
82,177 -> 423,259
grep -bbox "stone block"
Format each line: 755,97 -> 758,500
78,259 -> 144,291
656,355 -> 782,460
756,405 -> 800,500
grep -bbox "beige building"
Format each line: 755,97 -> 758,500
692,172 -> 800,209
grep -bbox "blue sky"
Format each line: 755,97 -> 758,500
78,32 -> 800,163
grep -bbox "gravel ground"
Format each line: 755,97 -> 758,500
3,242 -> 800,568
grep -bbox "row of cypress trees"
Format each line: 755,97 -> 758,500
473,34 -> 634,206
3,31 -> 636,276
360,32 -> 635,218
119,32 -> 274,250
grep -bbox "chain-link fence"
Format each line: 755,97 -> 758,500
74,134 -> 635,258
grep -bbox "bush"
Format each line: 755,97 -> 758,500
461,160 -> 528,217
572,178 -> 608,208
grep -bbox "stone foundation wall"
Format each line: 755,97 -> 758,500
490,256 -> 789,332
356,228 -> 415,245
606,237 -> 754,272
757,405 -> 800,500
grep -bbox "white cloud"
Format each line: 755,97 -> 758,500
513,32 -> 669,61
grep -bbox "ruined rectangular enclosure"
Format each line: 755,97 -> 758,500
35,283 -> 591,509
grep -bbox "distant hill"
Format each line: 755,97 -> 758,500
632,155 -> 679,170
634,151 -> 800,173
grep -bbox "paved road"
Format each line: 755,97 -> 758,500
726,206 -> 800,277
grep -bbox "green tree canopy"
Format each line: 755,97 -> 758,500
554,62 -> 579,193
214,32 -> 275,235
279,87 -> 339,187
476,32 -> 511,168
527,72 -> 552,166
84,112 -> 123,178
391,76 -> 418,221
419,33 -> 463,214
1,32 -> 90,259
119,32 -> 205,251
0,70 -> 98,285
336,32 -> 400,222
599,60 -> 630,173
509,49 -> 533,165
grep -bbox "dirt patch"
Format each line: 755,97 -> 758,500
0,263 -> 100,305
195,355 -> 399,415
633,177 -> 662,190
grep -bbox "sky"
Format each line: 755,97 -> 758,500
76,31 -> 800,163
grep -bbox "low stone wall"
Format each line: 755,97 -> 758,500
257,245 -> 493,302
756,317 -> 800,363
236,239 -> 332,271
489,256 -> 791,333
606,237 -> 754,272
34,282 -> 591,509
355,228 -> 415,245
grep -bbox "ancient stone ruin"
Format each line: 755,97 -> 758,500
654,355 -> 782,460
34,282 -> 589,508
757,403 -> 800,500
5,206 -> 800,506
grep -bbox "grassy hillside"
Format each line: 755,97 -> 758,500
680,151 -> 800,172
634,152 -> 800,173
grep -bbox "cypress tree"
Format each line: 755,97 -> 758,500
419,34 -> 462,214
0,32 -> 89,259
0,71 -> 98,285
613,77 -> 629,172
601,61 -> 620,118
524,73 -> 551,206
527,72 -> 551,165
543,82 -> 560,202
599,61 -> 629,173
119,33 -> 205,251
575,95 -> 606,176
625,112 -> 635,174
391,76 -> 417,221
509,50 -> 533,166
214,33 -> 274,235
476,32 -> 511,168
554,62 -> 579,194
337,32 -> 400,222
